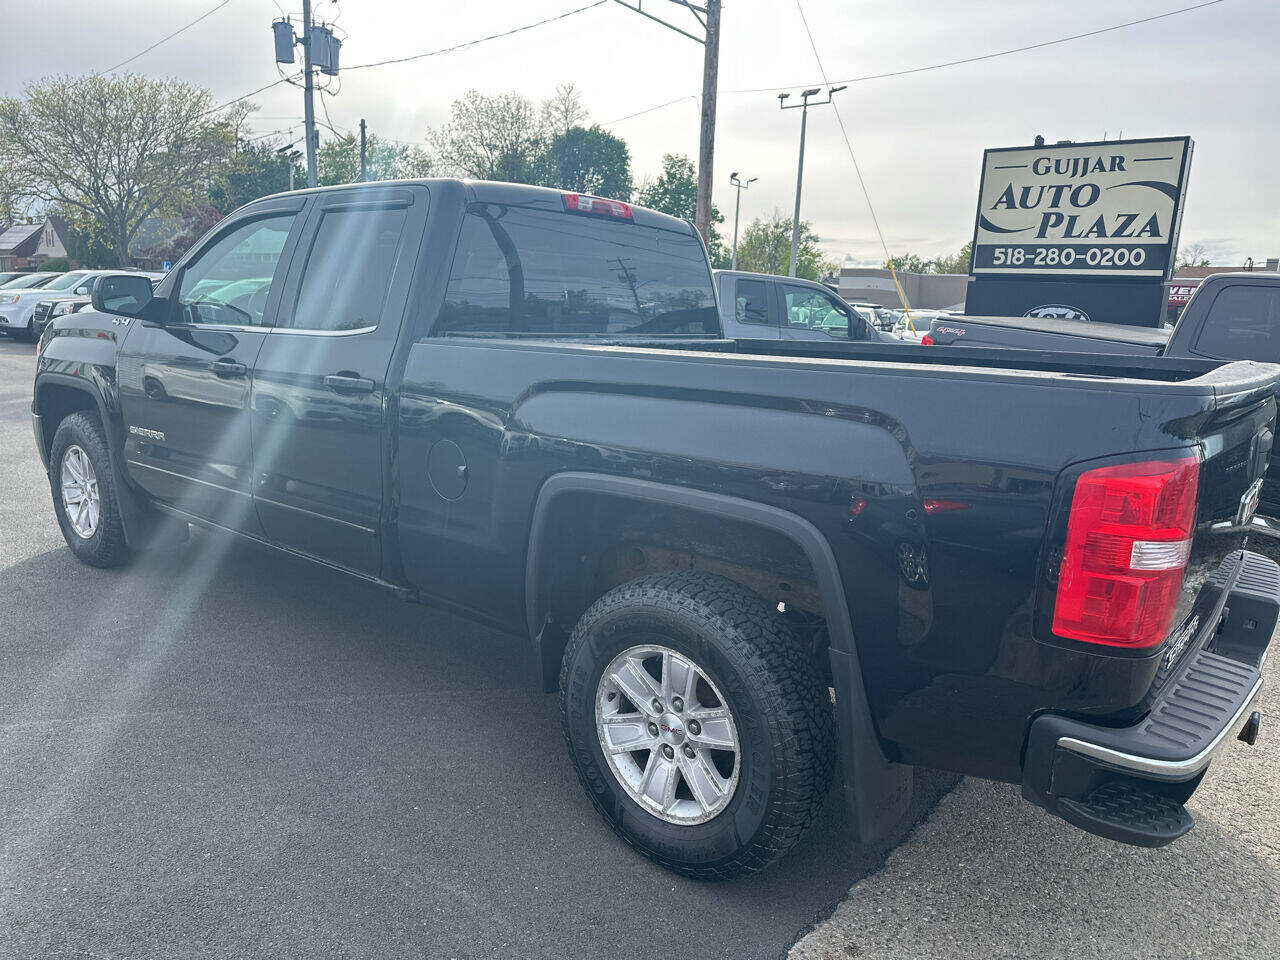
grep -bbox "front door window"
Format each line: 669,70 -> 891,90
174,216 -> 296,327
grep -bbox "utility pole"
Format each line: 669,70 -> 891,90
779,85 -> 844,277
609,256 -> 644,317
301,0 -> 317,188
696,0 -> 721,246
273,10 -> 339,189
359,118 -> 368,182
728,172 -> 757,270
612,1 -> 720,244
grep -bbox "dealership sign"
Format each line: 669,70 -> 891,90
1168,283 -> 1198,308
970,137 -> 1192,280
966,137 -> 1193,326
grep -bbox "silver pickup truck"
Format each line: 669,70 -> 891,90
713,269 -> 891,342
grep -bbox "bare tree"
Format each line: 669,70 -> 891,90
0,74 -> 237,266
1175,242 -> 1211,270
540,83 -> 587,137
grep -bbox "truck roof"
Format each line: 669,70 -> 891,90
256,178 -> 700,237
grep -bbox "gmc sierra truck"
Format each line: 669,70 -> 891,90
925,273 -> 1280,522
31,180 -> 1280,878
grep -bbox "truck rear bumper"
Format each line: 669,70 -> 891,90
1022,549 -> 1278,847
1210,512 -> 1280,540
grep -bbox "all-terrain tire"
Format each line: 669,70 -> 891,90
49,411 -> 130,568
559,571 -> 835,879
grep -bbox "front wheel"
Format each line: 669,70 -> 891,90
49,411 -> 130,567
560,571 -> 834,879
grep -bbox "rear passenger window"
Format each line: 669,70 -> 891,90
437,204 -> 718,337
287,207 -> 407,331
734,279 -> 770,326
1194,285 -> 1280,363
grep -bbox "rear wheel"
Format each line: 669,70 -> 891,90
49,411 -> 130,567
560,571 -> 834,879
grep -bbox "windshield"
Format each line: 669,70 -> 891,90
44,271 -> 91,291
4,273 -> 55,289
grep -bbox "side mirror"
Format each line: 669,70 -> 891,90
92,274 -> 154,318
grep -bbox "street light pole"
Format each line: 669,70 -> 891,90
359,118 -> 368,182
729,172 -> 757,271
779,85 -> 844,277
276,143 -> 302,191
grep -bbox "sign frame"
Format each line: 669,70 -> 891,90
968,136 -> 1193,282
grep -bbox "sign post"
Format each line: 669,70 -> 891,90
965,136 -> 1193,326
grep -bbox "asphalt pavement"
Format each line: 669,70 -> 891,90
2,335 -> 1276,960
0,336 -> 952,959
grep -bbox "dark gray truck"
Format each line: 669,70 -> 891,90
925,273 -> 1280,522
31,182 -> 1280,877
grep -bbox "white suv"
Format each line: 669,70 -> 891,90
0,271 -> 119,341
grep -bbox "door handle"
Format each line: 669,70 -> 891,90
324,373 -> 375,395
210,359 -> 248,378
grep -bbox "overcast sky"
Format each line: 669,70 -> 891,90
4,0 -> 1277,265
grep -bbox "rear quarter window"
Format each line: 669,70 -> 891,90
436,204 -> 718,337
1194,284 -> 1280,363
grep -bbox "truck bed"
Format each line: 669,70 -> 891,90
607,335 -> 1232,385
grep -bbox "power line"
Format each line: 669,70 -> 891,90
205,74 -> 300,116
99,0 -> 235,74
318,89 -> 350,137
342,1 -> 609,71
605,95 -> 700,125
729,0 -> 1225,94
791,0 -> 907,310
606,0 -> 1227,124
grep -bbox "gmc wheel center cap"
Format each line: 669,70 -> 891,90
657,714 -> 686,745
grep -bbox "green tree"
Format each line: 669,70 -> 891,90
932,241 -> 971,275
60,206 -> 118,268
636,153 -> 727,265
314,132 -> 432,187
428,86 -> 632,201
0,74 -> 237,267
636,154 -> 698,219
208,139 -> 294,212
537,124 -> 631,198
0,163 -> 33,225
885,241 -> 971,275
734,211 -> 833,281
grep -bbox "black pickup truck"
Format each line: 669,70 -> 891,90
925,273 -> 1280,521
31,180 -> 1280,878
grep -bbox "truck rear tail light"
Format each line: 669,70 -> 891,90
920,334 -> 935,345
1052,456 -> 1199,648
563,193 -> 633,220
